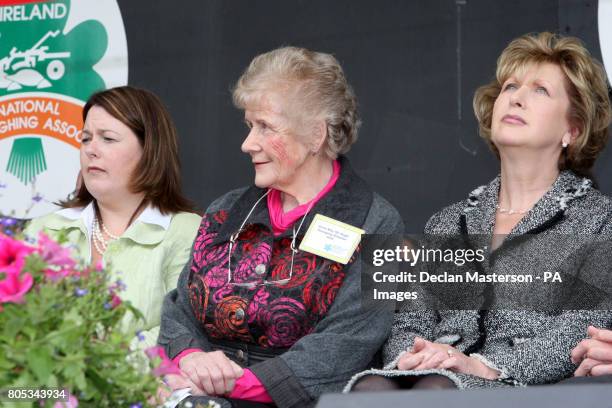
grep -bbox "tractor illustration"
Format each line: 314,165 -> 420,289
0,30 -> 71,91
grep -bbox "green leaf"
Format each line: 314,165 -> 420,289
4,315 -> 25,340
61,358 -> 85,384
0,352 -> 14,370
23,252 -> 47,275
46,373 -> 58,388
64,308 -> 84,326
26,347 -> 53,383
86,367 -> 112,394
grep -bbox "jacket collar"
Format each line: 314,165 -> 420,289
462,170 -> 592,235
213,155 -> 374,245
53,202 -> 172,245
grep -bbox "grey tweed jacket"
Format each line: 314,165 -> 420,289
345,170 -> 612,390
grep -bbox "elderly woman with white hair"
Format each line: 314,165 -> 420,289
158,46 -> 403,407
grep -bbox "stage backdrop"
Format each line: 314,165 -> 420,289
2,0 -> 611,232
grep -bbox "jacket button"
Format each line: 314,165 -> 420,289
236,349 -> 245,361
235,308 -> 245,320
255,264 -> 266,275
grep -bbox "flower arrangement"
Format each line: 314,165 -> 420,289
0,217 -> 179,407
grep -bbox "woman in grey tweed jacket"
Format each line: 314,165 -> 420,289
346,32 -> 612,391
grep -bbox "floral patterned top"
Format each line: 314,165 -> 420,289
188,209 -> 351,349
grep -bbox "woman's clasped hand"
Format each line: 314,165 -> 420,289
571,326 -> 612,377
159,351 -> 245,399
398,337 -> 499,380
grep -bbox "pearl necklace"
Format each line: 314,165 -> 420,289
92,215 -> 117,255
101,221 -> 120,240
496,204 -> 532,215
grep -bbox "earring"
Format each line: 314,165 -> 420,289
562,141 -> 568,148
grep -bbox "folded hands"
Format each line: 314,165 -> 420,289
397,337 -> 500,380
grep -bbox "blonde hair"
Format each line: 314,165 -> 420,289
473,32 -> 612,176
232,46 -> 360,159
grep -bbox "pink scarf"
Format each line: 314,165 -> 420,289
267,160 -> 340,236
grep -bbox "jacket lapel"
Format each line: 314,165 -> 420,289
461,177 -> 499,235
213,156 -> 374,245
509,171 -> 591,235
460,170 -> 592,236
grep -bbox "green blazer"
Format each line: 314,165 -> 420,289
25,203 -> 201,349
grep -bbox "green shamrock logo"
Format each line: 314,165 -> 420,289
0,0 -> 108,100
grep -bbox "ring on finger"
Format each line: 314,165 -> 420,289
447,349 -> 454,357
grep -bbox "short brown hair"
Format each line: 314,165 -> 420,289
63,86 -> 194,214
232,46 -> 360,159
473,32 -> 612,176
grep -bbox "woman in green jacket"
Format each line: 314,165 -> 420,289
26,86 -> 201,348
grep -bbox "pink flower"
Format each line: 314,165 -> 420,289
0,269 -> 33,305
106,282 -> 124,309
104,289 -> 123,310
37,233 -> 77,281
110,293 -> 122,308
0,234 -> 34,275
53,394 -> 78,408
145,346 -> 182,376
37,233 -> 74,266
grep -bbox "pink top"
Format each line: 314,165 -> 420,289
174,160 -> 341,402
172,348 -> 200,365
267,160 -> 341,236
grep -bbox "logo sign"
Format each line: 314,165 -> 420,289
0,0 -> 127,219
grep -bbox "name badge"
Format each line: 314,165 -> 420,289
299,214 -> 364,264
